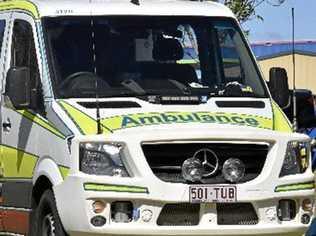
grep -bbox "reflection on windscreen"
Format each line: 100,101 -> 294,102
43,16 -> 267,98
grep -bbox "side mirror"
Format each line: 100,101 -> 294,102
295,90 -> 316,129
269,67 -> 290,108
5,67 -> 32,109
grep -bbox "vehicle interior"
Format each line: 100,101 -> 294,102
43,16 -> 267,99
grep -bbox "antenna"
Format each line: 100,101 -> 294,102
90,15 -> 102,134
89,9 -> 113,134
292,8 -> 298,132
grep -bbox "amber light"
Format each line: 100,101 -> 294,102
302,199 -> 313,212
92,200 -> 106,214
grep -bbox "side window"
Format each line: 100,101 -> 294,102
11,20 -> 39,84
10,19 -> 43,113
0,20 -> 6,56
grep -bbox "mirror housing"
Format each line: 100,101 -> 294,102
269,67 -> 290,108
312,138 -> 316,149
5,67 -> 32,110
295,90 -> 316,129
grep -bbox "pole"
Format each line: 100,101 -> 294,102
292,8 -> 298,132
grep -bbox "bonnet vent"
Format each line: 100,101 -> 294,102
78,101 -> 141,109
215,101 -> 265,108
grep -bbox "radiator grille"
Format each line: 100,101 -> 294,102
142,142 -> 269,184
217,203 -> 258,225
157,203 -> 200,226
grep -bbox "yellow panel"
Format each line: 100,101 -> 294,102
2,145 -> 37,179
59,166 -> 69,179
17,110 -> 66,139
58,100 -> 101,135
0,0 -> 39,19
271,101 -> 292,132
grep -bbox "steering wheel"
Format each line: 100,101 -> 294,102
59,72 -> 97,89
58,71 -> 109,92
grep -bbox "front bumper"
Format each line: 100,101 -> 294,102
54,124 -> 315,235
54,173 -> 314,236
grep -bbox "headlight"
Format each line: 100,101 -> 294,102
280,141 -> 310,177
80,142 -> 129,177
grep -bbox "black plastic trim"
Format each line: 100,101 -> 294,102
215,100 -> 265,108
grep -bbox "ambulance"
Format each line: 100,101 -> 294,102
0,0 -> 314,235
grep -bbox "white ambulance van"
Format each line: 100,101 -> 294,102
0,0 -> 314,235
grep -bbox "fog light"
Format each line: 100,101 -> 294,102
277,199 -> 296,221
222,158 -> 245,183
302,199 -> 313,212
141,209 -> 153,222
92,200 -> 106,214
91,215 -> 106,227
182,158 -> 203,182
301,214 -> 311,224
111,201 -> 133,223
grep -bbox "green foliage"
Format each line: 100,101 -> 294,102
216,0 -> 285,23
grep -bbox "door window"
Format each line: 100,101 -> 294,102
9,19 -> 43,113
0,20 -> 6,56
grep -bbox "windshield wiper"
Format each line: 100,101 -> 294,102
121,79 -> 146,95
218,81 -> 256,97
168,79 -> 191,95
121,78 -> 191,96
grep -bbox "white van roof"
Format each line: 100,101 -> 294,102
0,0 -> 235,19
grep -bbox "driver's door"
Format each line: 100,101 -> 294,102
0,12 -> 44,235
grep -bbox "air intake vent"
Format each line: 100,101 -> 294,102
78,101 -> 141,109
217,203 -> 258,225
157,203 -> 200,226
215,101 -> 265,108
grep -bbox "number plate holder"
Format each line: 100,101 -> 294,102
189,185 -> 237,203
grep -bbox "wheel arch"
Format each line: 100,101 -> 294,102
32,157 -> 64,204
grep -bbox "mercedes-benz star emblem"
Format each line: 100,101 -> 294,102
182,148 -> 219,182
192,148 -> 219,177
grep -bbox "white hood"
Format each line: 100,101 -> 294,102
55,97 -> 276,136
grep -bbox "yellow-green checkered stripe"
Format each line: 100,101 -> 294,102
84,183 -> 149,194
275,181 -> 315,192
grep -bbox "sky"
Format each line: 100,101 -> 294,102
243,0 -> 316,43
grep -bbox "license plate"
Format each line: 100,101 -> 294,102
189,185 -> 237,203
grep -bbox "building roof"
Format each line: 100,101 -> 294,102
0,0 -> 235,19
251,40 -> 316,60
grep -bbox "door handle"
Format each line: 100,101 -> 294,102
2,119 -> 11,132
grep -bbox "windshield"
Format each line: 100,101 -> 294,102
43,16 -> 268,99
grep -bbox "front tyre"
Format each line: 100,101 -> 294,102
36,189 -> 67,236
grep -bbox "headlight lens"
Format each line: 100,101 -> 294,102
80,142 -> 129,177
280,141 -> 310,177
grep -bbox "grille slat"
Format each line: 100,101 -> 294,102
142,143 -> 269,184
